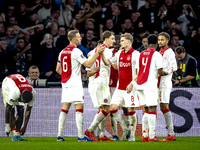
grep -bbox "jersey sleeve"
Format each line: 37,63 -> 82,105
57,50 -> 62,63
75,48 -> 87,64
134,51 -> 140,71
28,89 -> 36,107
109,50 -> 120,64
166,50 -> 177,73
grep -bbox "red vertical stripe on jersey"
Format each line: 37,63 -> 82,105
137,48 -> 155,85
60,45 -> 75,83
118,47 -> 135,90
7,74 -> 33,93
157,46 -> 170,87
109,49 -> 118,87
94,44 -> 108,79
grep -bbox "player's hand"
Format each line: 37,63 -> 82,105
20,127 -> 26,135
126,83 -> 133,93
173,79 -> 179,85
94,67 -> 100,72
96,44 -> 105,54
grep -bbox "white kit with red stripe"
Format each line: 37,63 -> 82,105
58,45 -> 87,87
158,46 -> 177,88
89,44 -> 113,85
137,47 -> 163,91
109,47 -> 140,90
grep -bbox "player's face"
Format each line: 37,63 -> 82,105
120,37 -> 130,49
28,68 -> 40,81
158,35 -> 168,49
107,35 -> 115,47
75,33 -> 82,46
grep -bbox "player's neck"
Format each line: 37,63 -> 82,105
69,42 -> 77,47
148,44 -> 157,49
160,45 -> 168,50
103,42 -> 109,48
124,46 -> 131,53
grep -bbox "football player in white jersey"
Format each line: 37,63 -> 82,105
127,34 -> 169,141
2,74 -> 36,141
85,31 -> 115,141
100,33 -> 140,141
158,32 -> 177,141
56,30 -> 105,141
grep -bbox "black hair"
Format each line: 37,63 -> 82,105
147,34 -> 158,44
22,90 -> 33,103
175,46 -> 186,54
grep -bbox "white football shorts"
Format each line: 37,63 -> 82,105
88,81 -> 99,107
111,89 -> 139,107
109,87 -> 116,98
61,86 -> 84,104
138,89 -> 158,107
158,88 -> 171,104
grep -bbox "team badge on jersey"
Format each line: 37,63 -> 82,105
127,55 -> 131,61
81,54 -> 85,58
104,99 -> 108,103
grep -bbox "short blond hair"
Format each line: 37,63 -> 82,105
68,30 -> 79,41
120,33 -> 133,43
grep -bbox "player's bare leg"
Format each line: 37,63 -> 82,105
141,106 -> 149,141
160,103 -> 176,141
15,106 -> 24,135
57,103 -> 71,141
110,104 -> 128,141
128,107 -> 137,141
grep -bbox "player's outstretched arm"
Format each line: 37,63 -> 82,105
56,62 -> 61,75
20,105 -> 32,135
83,44 -> 105,68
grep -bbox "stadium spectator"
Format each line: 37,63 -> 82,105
173,46 -> 200,87
26,65 -> 40,83
54,25 -> 66,47
136,32 -> 149,53
8,37 -> 32,76
0,22 -> 6,38
82,28 -> 95,48
0,39 -> 8,81
39,33 -> 58,81
170,35 -> 180,51
2,74 -> 36,141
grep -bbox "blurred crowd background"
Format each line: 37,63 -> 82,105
0,0 -> 200,85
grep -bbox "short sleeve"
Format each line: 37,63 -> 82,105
86,55 -> 95,71
74,48 -> 87,64
109,50 -> 120,64
28,89 -> 36,107
155,52 -> 163,69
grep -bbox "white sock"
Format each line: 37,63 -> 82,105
142,111 -> 149,137
98,117 -> 107,138
57,109 -> 68,137
11,128 -> 16,137
88,110 -> 108,132
148,112 -> 157,139
124,113 -> 130,129
110,114 -> 118,136
5,123 -> 11,133
163,109 -> 175,136
111,109 -> 128,131
76,109 -> 84,138
129,112 -> 137,137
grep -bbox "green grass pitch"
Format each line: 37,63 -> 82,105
0,137 -> 200,150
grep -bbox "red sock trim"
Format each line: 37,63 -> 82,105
110,109 -> 118,114
11,128 -> 15,131
76,109 -> 83,113
129,111 -> 136,116
148,111 -> 157,115
15,129 -> 20,132
162,109 -> 170,114
101,110 -> 108,116
124,112 -> 129,116
144,111 -> 149,114
61,109 -> 68,114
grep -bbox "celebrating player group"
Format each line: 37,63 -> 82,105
55,30 -> 177,142
2,29 -> 177,142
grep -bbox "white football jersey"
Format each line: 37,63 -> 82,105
58,45 -> 87,87
90,45 -> 113,84
159,47 -> 177,88
137,48 -> 163,91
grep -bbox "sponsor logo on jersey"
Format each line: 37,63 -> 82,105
62,51 -> 71,54
119,62 -> 131,67
19,84 -> 32,88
